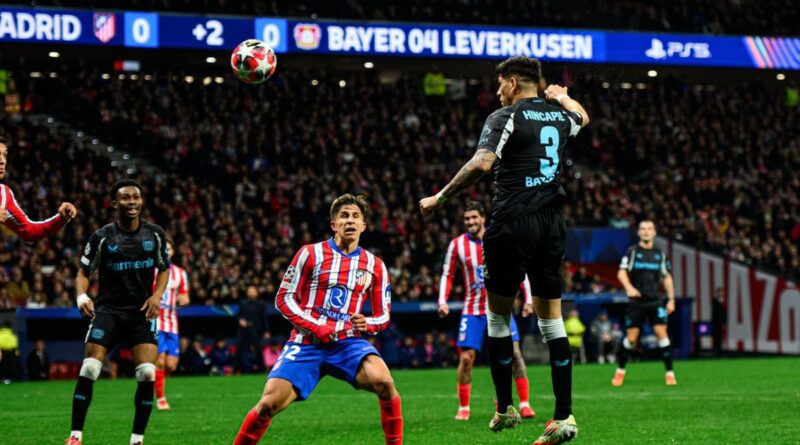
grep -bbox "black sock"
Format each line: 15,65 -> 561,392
488,335 -> 514,413
71,376 -> 95,431
132,381 -> 155,435
547,337 -> 573,420
660,345 -> 673,372
617,339 -> 629,369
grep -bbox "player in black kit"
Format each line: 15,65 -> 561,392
612,220 -> 677,387
66,179 -> 170,445
420,56 -> 588,445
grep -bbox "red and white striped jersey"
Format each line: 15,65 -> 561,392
276,238 -> 391,345
439,233 -> 533,315
156,264 -> 188,334
0,184 -> 67,242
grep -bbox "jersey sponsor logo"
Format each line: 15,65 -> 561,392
328,285 -> 348,309
106,257 -> 154,271
107,243 -> 119,252
90,327 -> 105,340
633,262 -> 661,270
93,12 -> 115,43
142,240 -> 154,252
314,306 -> 352,322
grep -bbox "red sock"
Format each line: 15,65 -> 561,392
155,369 -> 165,400
457,383 -> 471,409
379,396 -> 403,445
515,377 -> 530,405
233,408 -> 272,445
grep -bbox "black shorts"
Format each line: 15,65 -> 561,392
483,205 -> 566,299
85,311 -> 159,350
625,300 -> 668,329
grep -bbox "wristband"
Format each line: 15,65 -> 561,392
437,194 -> 448,204
77,293 -> 91,307
555,94 -> 569,104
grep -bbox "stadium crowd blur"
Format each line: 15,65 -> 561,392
4,0 -> 799,36
1,67 -> 799,313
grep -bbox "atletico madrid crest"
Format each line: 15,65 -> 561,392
93,13 -> 116,43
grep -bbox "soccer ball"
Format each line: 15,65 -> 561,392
230,39 -> 277,85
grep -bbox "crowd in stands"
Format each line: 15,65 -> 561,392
5,0 -> 799,36
1,66 -> 798,313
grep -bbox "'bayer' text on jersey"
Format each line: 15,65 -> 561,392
478,97 -> 582,224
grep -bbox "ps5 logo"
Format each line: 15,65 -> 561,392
645,38 -> 710,60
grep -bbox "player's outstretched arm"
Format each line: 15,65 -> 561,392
420,149 -> 496,216
544,84 -> 590,128
1,186 -> 76,242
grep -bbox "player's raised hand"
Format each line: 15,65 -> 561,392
522,303 -> 535,318
438,303 -> 449,318
351,313 -> 368,332
141,294 -> 161,320
544,84 -> 569,102
626,287 -> 642,298
78,298 -> 95,319
419,195 -> 443,217
58,202 -> 78,220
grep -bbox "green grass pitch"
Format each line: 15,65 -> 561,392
2,357 -> 798,444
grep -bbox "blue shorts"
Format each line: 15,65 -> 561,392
157,331 -> 180,357
457,314 -> 520,351
267,338 -> 381,401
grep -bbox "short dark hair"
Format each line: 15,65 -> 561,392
110,178 -> 143,201
495,56 -> 542,85
0,135 -> 6,145
639,219 -> 657,229
464,201 -> 485,217
330,194 -> 370,221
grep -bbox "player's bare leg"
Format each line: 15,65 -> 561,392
233,377 -> 297,445
486,293 -> 521,432
612,328 -> 639,387
130,344 -> 157,445
66,343 -> 108,445
355,354 -> 403,444
532,297 -> 577,445
653,324 -> 676,385
512,341 -> 535,418
156,353 -> 179,410
455,349 -> 476,420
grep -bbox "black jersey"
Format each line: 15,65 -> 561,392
619,245 -> 672,302
80,221 -> 170,315
478,97 -> 583,225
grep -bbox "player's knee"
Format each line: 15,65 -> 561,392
372,376 -> 396,399
256,396 -> 283,419
79,358 -> 103,381
135,363 -> 156,382
459,352 -> 474,368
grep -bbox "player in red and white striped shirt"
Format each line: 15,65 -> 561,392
154,238 -> 189,411
438,201 -> 536,420
0,136 -> 76,240
233,194 -> 402,445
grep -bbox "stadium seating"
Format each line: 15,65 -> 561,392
1,69 -> 798,309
